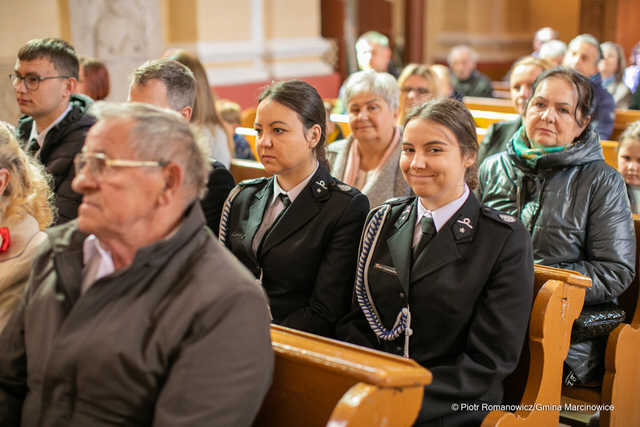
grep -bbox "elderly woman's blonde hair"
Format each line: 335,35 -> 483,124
0,124 -> 54,229
397,63 -> 437,124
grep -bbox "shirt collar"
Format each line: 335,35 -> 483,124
416,185 -> 470,231
271,161 -> 319,204
82,234 -> 115,270
29,103 -> 73,148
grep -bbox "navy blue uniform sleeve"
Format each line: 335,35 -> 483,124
280,193 -> 369,337
201,161 -> 235,236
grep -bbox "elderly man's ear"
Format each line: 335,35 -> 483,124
158,162 -> 184,205
179,106 -> 193,122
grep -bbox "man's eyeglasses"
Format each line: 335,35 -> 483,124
9,73 -> 71,91
400,87 -> 431,95
74,151 -> 168,178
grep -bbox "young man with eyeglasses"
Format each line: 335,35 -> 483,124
12,38 -> 96,225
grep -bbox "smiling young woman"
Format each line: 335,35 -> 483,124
337,98 -> 534,426
219,80 -> 369,338
479,67 -> 635,388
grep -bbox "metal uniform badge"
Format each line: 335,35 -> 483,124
499,214 -> 516,223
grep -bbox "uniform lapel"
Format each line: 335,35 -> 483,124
386,202 -> 415,293
258,167 -> 327,257
410,194 -> 480,283
241,178 -> 273,256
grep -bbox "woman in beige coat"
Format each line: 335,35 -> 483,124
0,123 -> 53,330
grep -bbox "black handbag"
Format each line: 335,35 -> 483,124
571,303 -> 626,343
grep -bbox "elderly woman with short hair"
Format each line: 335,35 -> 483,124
327,70 -> 411,208
479,68 -> 635,387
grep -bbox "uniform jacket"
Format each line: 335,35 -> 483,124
451,70 -> 494,98
590,73 -> 616,140
479,125 -> 636,305
16,94 -> 96,225
327,136 -> 411,208
477,117 -> 522,165
0,202 -> 274,427
337,194 -> 533,424
221,164 -> 369,337
202,159 -> 234,235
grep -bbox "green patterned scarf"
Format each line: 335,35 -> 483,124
512,126 -> 565,167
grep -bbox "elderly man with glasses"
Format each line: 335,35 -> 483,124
11,37 -> 96,225
0,101 -> 274,427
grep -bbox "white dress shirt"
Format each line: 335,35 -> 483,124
412,185 -> 470,248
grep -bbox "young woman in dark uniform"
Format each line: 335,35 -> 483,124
337,98 -> 534,426
219,80 -> 369,338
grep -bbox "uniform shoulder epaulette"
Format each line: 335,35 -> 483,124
329,179 -> 359,195
481,206 -> 519,227
382,196 -> 414,206
238,176 -> 269,186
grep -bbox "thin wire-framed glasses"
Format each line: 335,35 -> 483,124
400,87 -> 431,95
74,151 -> 168,178
9,73 -> 71,91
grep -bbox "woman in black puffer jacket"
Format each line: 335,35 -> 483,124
479,67 -> 636,386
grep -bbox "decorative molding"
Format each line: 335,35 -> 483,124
205,66 -> 270,86
168,41 -> 263,64
438,32 -> 531,47
265,37 -> 333,59
268,60 -> 334,79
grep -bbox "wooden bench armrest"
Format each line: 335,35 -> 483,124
271,325 -> 431,388
483,268 -> 590,426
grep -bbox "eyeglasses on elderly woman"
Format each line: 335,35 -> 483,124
73,151 -> 168,178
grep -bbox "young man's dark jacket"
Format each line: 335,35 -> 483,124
16,93 -> 96,225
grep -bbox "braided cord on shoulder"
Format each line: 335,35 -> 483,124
218,185 -> 244,244
355,204 -> 412,356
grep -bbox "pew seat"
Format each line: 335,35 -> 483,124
559,215 -> 640,427
470,109 -> 519,129
254,325 -> 432,427
482,265 -> 591,426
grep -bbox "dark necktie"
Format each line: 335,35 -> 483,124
27,137 -> 39,156
413,215 -> 436,259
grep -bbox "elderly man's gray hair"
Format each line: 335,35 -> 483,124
356,31 -> 390,48
131,59 -> 196,112
88,101 -> 211,200
447,45 -> 478,65
568,34 -> 602,63
539,40 -> 567,60
343,70 -> 400,111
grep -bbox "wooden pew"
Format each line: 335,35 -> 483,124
482,265 -> 592,426
330,113 -> 351,139
611,109 -> 640,141
465,96 -> 517,114
601,140 -> 618,169
470,109 -> 519,129
241,107 -> 257,129
230,159 -> 270,182
560,215 -> 640,427
254,325 -> 432,427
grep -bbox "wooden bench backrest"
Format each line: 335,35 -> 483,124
470,109 -> 519,129
230,159 -> 270,182
254,325 -> 431,427
611,110 -> 640,141
484,265 -> 591,426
